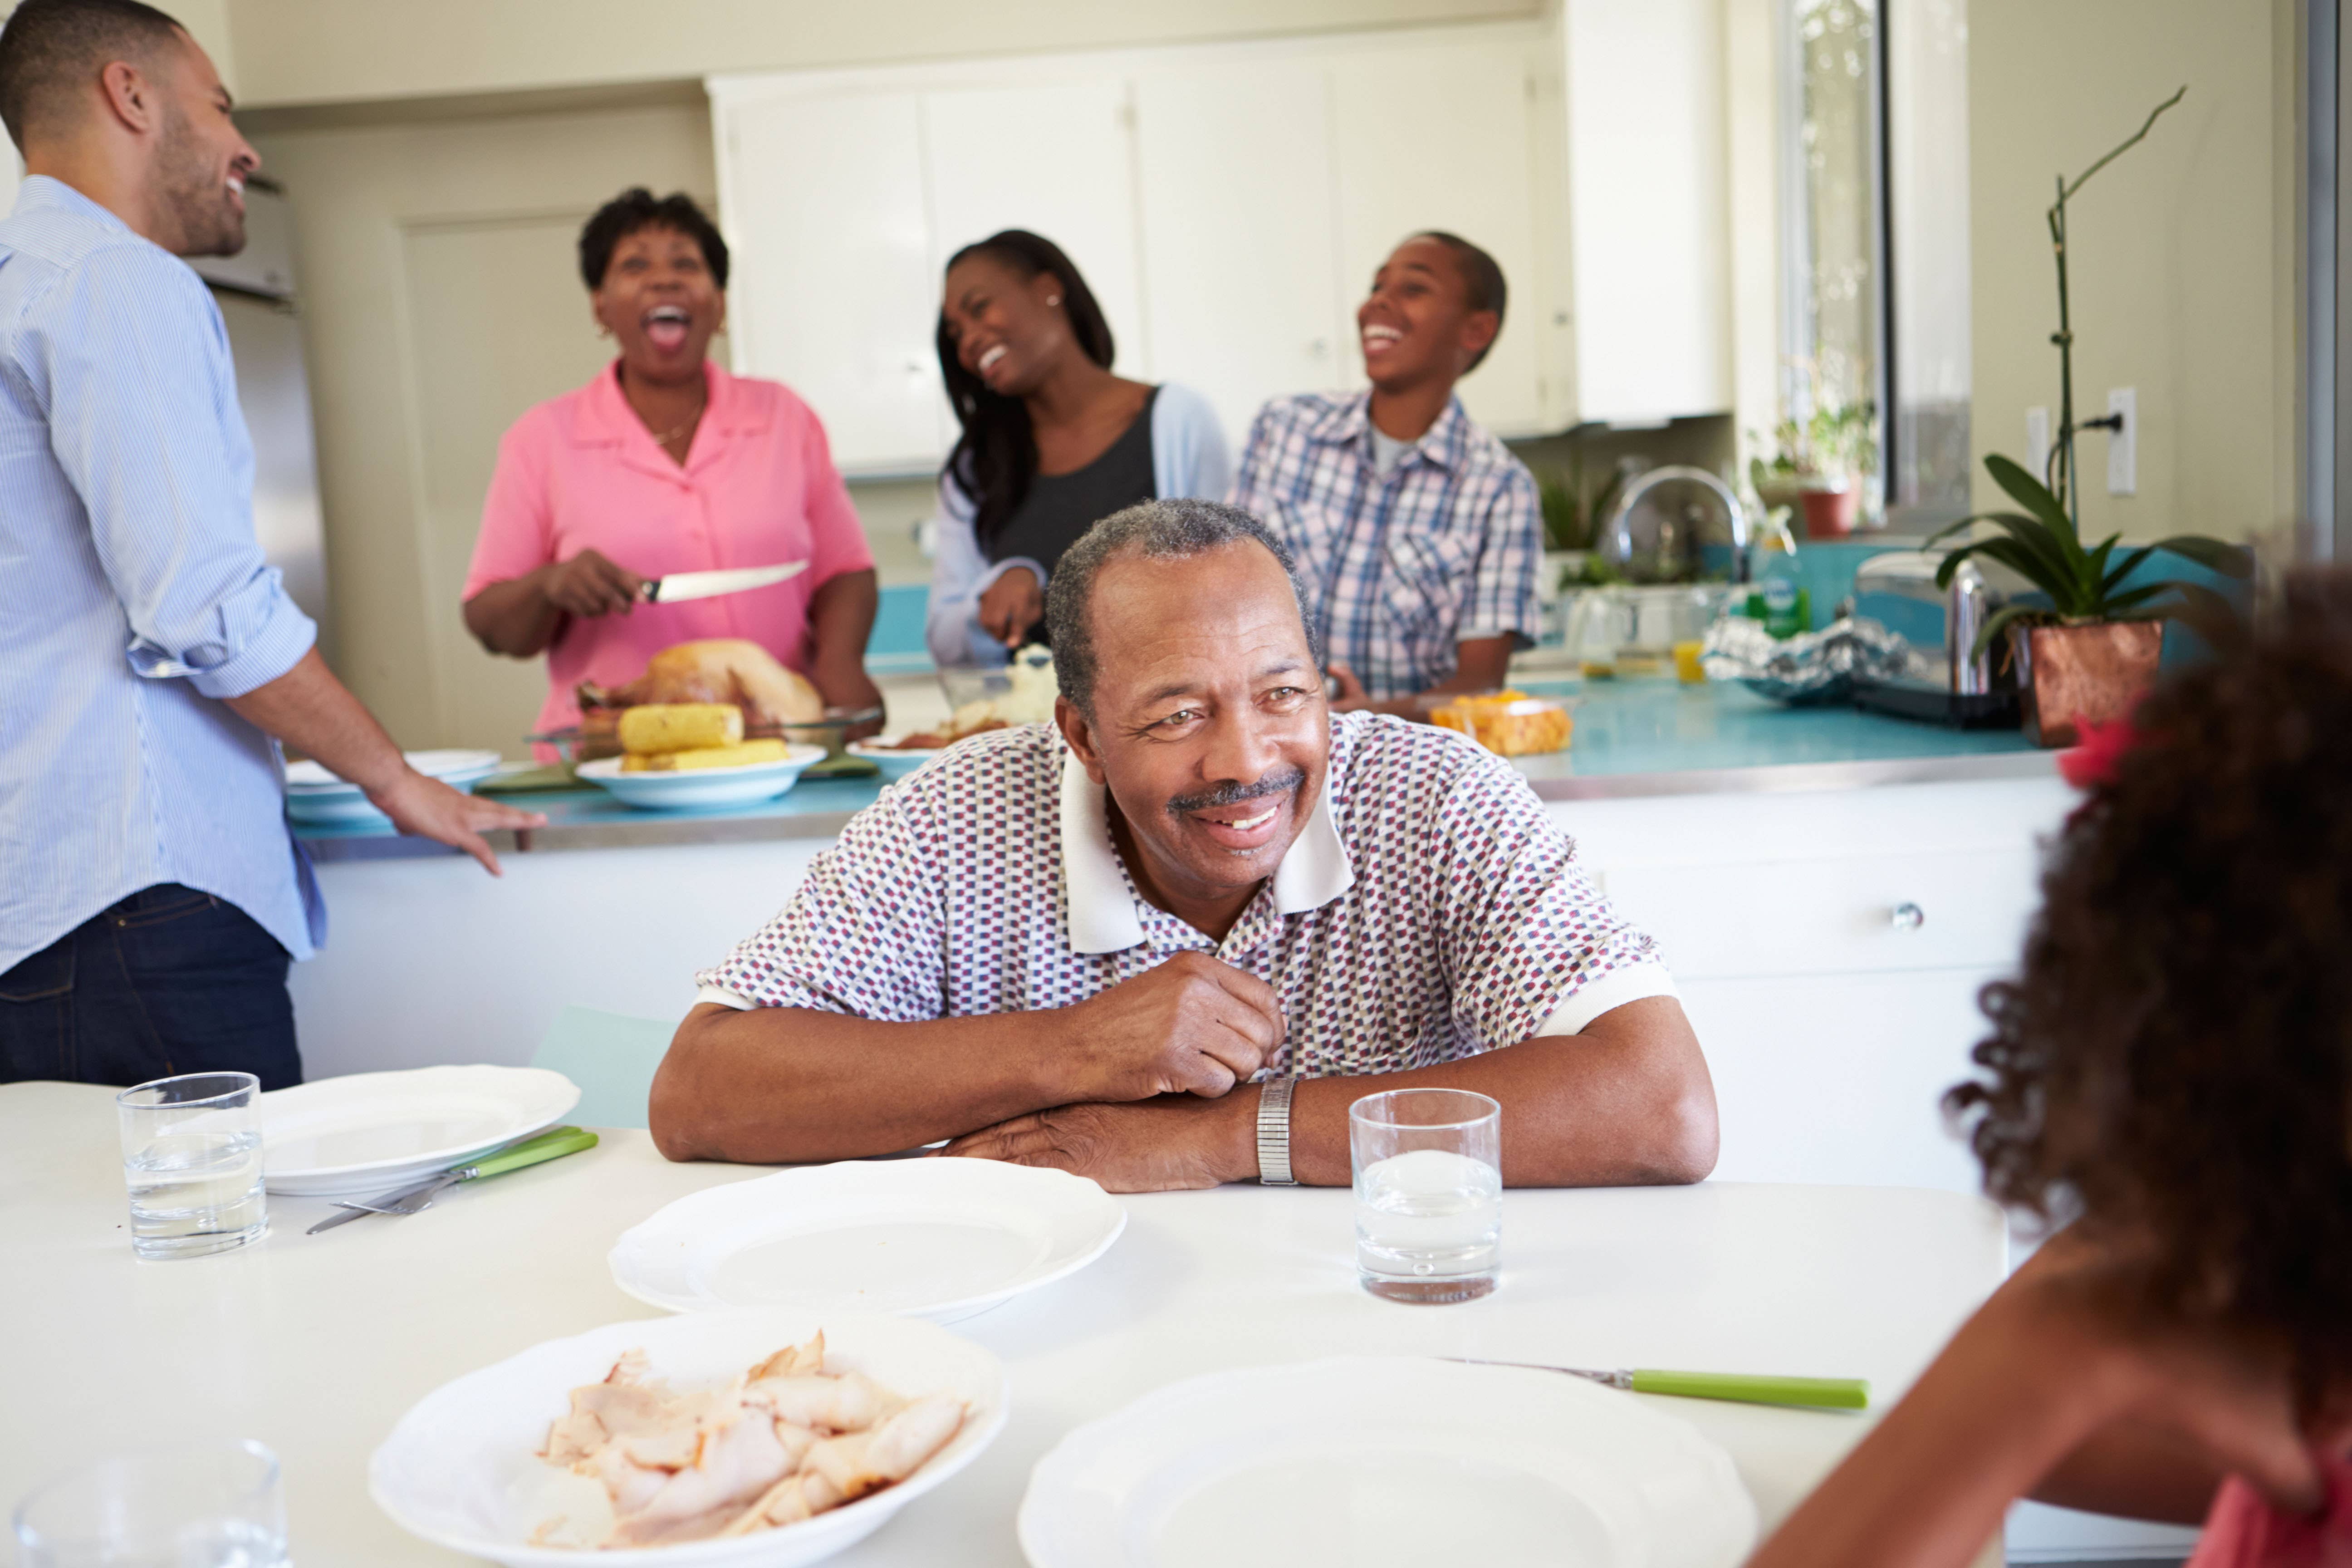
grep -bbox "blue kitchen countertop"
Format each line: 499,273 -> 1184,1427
297,680 -> 2055,858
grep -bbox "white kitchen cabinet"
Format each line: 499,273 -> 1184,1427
1558,0 -> 1733,423
710,13 -> 1733,475
921,78 -> 1147,375
1327,39 -> 1551,438
715,89 -> 947,471
1133,59 -> 1350,447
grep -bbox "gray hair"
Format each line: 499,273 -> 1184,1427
1044,498 -> 1323,720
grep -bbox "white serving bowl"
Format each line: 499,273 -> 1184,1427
371,1309 -> 1006,1568
845,739 -> 949,782
576,745 -> 824,811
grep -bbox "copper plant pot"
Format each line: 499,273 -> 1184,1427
2007,620 -> 2165,748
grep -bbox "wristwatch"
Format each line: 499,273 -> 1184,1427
1256,1074 -> 1302,1186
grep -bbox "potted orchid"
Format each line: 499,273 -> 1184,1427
1929,86 -> 2248,747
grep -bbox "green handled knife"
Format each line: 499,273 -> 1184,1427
306,1127 -> 598,1235
1446,1358 -> 1869,1410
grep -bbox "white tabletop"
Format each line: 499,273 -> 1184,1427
1,1082 -> 2006,1565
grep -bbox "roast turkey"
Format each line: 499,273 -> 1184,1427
577,641 -> 824,751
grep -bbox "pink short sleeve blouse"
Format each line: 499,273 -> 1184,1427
463,361 -> 875,738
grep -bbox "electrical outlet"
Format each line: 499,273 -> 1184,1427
2107,387 -> 2136,495
2025,407 -> 2051,481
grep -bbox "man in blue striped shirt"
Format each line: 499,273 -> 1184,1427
0,0 -> 541,1089
1229,232 -> 1543,715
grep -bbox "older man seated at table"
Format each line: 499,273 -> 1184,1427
651,500 -> 1717,1191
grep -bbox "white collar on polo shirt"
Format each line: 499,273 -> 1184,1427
1059,745 -> 1356,955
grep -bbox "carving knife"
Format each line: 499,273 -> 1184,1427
638,559 -> 807,604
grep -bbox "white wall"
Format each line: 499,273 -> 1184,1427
1968,0 -> 2302,544
222,0 -> 1538,108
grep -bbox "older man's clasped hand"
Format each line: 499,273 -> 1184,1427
937,952 -> 1285,1190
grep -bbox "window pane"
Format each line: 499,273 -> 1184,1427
1797,0 -> 1881,444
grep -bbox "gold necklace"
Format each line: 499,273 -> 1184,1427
651,397 -> 705,451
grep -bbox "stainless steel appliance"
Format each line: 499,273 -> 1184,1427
187,176 -> 328,637
1848,549 -> 2024,726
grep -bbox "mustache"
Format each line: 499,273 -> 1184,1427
1166,765 -> 1306,818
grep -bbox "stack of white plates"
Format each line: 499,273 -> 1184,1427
575,744 -> 824,810
256,1064 -> 580,1197
1019,1357 -> 1758,1568
284,748 -> 503,827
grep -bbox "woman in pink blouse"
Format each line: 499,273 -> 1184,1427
462,190 -> 882,741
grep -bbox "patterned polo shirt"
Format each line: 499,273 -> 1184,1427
698,713 -> 1674,1078
1227,392 -> 1544,700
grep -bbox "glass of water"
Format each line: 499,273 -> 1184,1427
13,1439 -> 287,1567
1350,1088 -> 1502,1303
116,1072 -> 266,1260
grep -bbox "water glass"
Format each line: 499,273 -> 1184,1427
12,1439 -> 287,1567
116,1072 -> 267,1260
1349,1088 -> 1502,1303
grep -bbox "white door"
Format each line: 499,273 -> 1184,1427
1133,58 -> 1349,456
718,90 -> 948,474
1326,40 -> 1548,438
920,79 -> 1148,383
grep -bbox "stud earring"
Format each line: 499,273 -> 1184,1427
1045,294 -> 1061,307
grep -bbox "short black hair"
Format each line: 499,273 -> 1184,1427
1412,230 -> 1507,372
0,0 -> 186,152
577,188 -> 729,292
1044,499 -> 1323,721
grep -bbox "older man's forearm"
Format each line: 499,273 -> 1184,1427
1274,997 -> 1718,1187
650,1001 -> 1095,1163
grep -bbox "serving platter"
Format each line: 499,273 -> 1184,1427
371,1308 -> 1007,1568
609,1159 -> 1126,1323
1018,1356 -> 1758,1568
256,1064 -> 580,1196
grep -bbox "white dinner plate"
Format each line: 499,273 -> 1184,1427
609,1159 -> 1126,1323
845,739 -> 948,782
284,749 -> 503,826
1018,1357 -> 1758,1568
371,1308 -> 1007,1568
257,1065 -> 580,1196
576,745 -> 824,810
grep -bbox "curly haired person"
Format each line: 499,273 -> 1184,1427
1749,570 -> 2352,1568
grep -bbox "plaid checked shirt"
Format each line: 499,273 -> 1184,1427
1228,392 -> 1544,699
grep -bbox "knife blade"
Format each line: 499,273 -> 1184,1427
639,560 -> 807,604
304,1127 -> 599,1235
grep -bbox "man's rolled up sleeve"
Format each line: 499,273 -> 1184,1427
39,247 -> 315,700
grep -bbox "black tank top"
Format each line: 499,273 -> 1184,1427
988,386 -> 1159,578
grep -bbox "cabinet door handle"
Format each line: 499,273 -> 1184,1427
1889,902 -> 1926,932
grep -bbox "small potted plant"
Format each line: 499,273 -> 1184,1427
1930,86 -> 2244,748
1795,397 -> 1877,539
1537,449 -> 1631,593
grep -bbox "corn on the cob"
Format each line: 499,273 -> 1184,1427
619,738 -> 790,773
618,702 -> 743,756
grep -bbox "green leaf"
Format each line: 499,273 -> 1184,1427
2132,581 -> 2246,653
2086,533 -> 2121,585
1949,536 -> 2092,612
2098,544 -> 2157,596
2146,535 -> 2254,580
1984,454 -> 2073,536
2098,581 -> 2178,612
1968,601 -> 2054,664
1930,510 -> 2080,598
1984,452 -> 2090,580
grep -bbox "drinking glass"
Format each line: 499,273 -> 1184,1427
12,1439 -> 287,1568
116,1072 -> 266,1260
1349,1088 -> 1502,1303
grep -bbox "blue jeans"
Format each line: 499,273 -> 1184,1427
0,884 -> 301,1089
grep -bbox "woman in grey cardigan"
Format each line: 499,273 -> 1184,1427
925,229 -> 1230,669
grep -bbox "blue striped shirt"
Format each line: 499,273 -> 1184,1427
0,176 -> 323,976
1228,391 -> 1543,699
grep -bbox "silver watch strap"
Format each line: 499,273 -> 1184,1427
1256,1074 -> 1301,1186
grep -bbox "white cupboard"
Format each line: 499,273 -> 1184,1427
709,7 -> 1732,477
